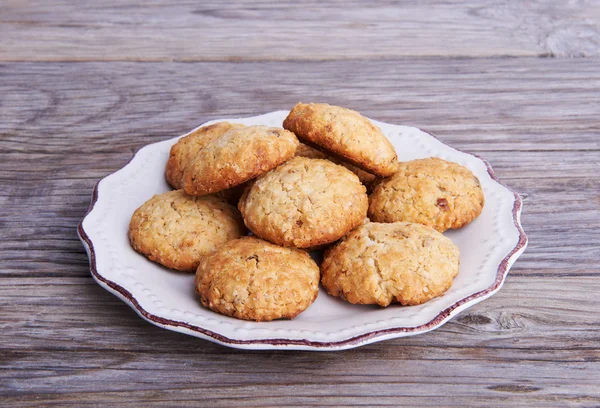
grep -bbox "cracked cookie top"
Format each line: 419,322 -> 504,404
283,102 -> 398,177
238,157 -> 368,249
166,122 -> 246,189
128,190 -> 246,272
181,125 -> 299,196
321,221 -> 460,306
195,236 -> 320,321
368,157 -> 484,232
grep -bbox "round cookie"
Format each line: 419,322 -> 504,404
166,122 -> 245,189
182,125 -> 299,196
295,143 -> 377,187
368,157 -> 485,232
195,237 -> 320,321
129,190 -> 246,272
238,157 -> 368,248
321,222 -> 460,306
283,102 -> 398,177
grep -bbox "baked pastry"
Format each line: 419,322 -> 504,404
128,190 -> 246,272
166,122 -> 245,189
283,102 -> 398,177
182,125 -> 298,196
238,157 -> 368,248
195,237 -> 320,321
295,143 -> 377,187
321,222 -> 460,306
368,157 -> 484,232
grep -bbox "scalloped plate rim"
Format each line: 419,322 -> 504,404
77,110 -> 527,351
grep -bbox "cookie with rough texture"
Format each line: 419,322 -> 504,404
321,222 -> 460,306
368,157 -> 485,232
195,237 -> 320,321
129,190 -> 246,272
283,102 -> 398,177
182,126 -> 299,196
166,122 -> 245,189
238,157 -> 368,248
295,143 -> 377,187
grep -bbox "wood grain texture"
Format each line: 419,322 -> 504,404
1,57 -> 599,406
1,0 -> 600,61
2,59 -> 599,153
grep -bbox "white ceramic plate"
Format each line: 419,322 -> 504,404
78,111 -> 527,351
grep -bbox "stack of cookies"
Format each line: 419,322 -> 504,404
129,102 -> 485,321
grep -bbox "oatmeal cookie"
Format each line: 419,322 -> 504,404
182,125 -> 298,196
195,237 -> 320,321
283,102 -> 398,177
128,190 -> 246,272
321,222 -> 460,306
166,122 -> 245,189
368,157 -> 484,232
238,157 -> 368,248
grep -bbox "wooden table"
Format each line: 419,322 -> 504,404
2,1 -> 599,406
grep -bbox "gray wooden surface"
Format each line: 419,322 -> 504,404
1,1 -> 599,407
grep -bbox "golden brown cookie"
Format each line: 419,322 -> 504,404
182,125 -> 299,196
295,143 -> 377,187
238,157 -> 368,248
166,122 -> 245,189
283,102 -> 398,177
195,237 -> 320,321
129,190 -> 246,272
368,157 -> 485,232
321,222 -> 460,306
